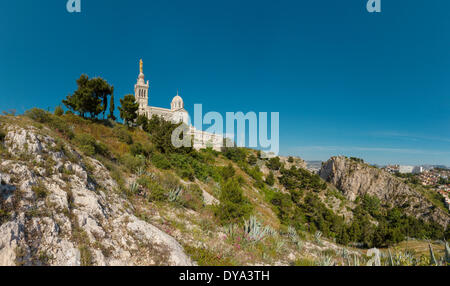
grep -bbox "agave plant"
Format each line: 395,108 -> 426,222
168,186 -> 183,202
386,249 -> 416,266
287,226 -> 297,240
314,231 -> 323,245
429,243 -> 438,266
287,226 -> 303,250
387,248 -> 395,266
223,224 -> 238,240
146,171 -> 157,181
341,248 -> 351,266
352,254 -> 360,266
243,216 -> 268,242
445,241 -> 450,265
129,181 -> 139,194
265,226 -> 277,237
275,238 -> 285,253
135,166 -> 145,177
317,255 -> 334,266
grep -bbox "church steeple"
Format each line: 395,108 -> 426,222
135,59 -> 150,110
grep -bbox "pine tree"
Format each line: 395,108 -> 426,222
63,74 -> 113,119
266,171 -> 275,186
119,94 -> 139,126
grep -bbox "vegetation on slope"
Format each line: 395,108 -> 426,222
1,73 -> 448,266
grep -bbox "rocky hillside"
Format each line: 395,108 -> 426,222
319,156 -> 449,228
0,114 -> 365,266
0,122 -> 191,266
0,113 -> 448,266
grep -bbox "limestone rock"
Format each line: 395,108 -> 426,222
0,125 -> 192,266
319,156 -> 449,228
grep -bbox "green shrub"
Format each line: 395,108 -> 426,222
148,183 -> 168,202
130,143 -> 146,157
113,125 -> 133,144
79,245 -> 93,266
120,153 -> 146,172
279,166 -> 326,191
214,179 -> 253,224
147,115 -> 192,154
200,147 -> 219,158
266,171 -> 275,186
54,106 -> 64,116
248,154 -> 257,165
270,192 -> 297,226
32,183 -> 49,199
184,245 -> 235,266
246,165 -> 263,182
350,157 -> 364,163
293,258 -> 316,266
181,184 -> 204,211
220,163 -> 235,181
0,129 -> 5,143
74,133 -> 109,157
25,108 -> 50,123
222,147 -> 247,163
0,209 -> 10,225
266,157 -> 282,171
49,116 -> 74,139
151,153 -> 171,169
167,153 -> 195,180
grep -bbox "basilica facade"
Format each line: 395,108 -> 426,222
134,60 -> 223,151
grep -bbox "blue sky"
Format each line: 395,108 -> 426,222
0,0 -> 449,166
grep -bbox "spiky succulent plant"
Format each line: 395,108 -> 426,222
129,181 -> 139,194
135,166 -> 145,177
429,243 -> 438,266
314,231 -> 323,245
317,255 -> 334,266
445,241 -> 450,265
243,216 -> 269,242
168,186 -> 183,202
287,226 -> 303,250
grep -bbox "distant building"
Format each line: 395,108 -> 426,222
412,166 -> 424,174
384,165 -> 400,174
399,165 -> 414,174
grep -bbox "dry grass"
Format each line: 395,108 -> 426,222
381,240 -> 446,257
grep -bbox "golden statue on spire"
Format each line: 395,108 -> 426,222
139,59 -> 143,74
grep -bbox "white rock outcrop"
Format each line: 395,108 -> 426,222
0,125 -> 192,266
320,156 -> 449,228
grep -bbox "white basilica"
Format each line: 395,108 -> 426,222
134,59 -> 223,151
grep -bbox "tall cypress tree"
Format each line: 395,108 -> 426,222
108,87 -> 116,121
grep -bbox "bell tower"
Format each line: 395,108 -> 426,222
134,59 -> 150,112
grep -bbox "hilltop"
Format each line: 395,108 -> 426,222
0,111 -> 449,266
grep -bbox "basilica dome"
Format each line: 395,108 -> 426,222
171,92 -> 184,110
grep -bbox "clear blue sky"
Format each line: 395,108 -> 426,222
0,0 -> 449,166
